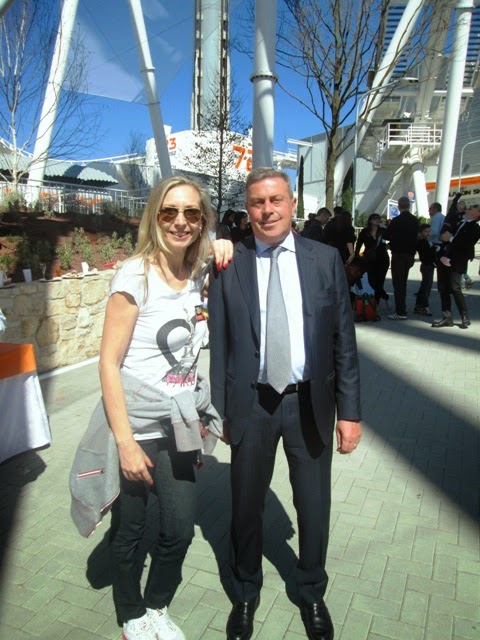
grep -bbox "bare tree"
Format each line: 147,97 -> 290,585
277,0 -> 429,210
192,74 -> 250,216
121,130 -> 148,193
0,0 -> 101,191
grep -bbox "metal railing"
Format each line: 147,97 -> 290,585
374,123 -> 443,165
0,179 -> 149,217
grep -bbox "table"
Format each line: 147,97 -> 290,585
0,343 -> 51,464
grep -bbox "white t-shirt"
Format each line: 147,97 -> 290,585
110,258 -> 208,438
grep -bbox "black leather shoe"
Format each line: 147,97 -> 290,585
432,317 -> 454,328
461,314 -> 471,328
300,599 -> 334,640
226,596 -> 260,640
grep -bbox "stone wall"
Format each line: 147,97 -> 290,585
0,271 -> 115,373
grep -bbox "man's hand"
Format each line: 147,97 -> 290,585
117,439 -> 154,485
336,420 -> 362,454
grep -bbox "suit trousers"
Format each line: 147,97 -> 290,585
390,252 -> 415,316
436,264 -> 468,317
110,438 -> 197,624
416,263 -> 435,308
229,383 -> 333,604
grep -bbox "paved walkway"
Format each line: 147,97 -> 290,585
1,259 -> 479,640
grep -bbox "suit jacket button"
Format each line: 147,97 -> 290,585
250,381 -> 256,389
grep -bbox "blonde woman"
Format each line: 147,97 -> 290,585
99,175 -> 230,640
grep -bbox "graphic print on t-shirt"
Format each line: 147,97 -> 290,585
156,315 -> 197,387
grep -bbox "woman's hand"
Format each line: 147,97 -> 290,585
212,239 -> 233,270
117,439 -> 154,485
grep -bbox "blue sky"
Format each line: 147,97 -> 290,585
74,0 -> 323,160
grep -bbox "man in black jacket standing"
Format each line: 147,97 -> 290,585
432,205 -> 480,329
382,196 -> 419,319
301,207 -> 331,243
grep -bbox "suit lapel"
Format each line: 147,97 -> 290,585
234,238 -> 261,344
294,234 -> 315,319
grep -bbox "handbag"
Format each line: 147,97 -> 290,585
353,294 -> 380,322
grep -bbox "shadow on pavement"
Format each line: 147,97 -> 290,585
85,456 -> 300,603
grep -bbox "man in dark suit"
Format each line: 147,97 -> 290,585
208,168 -> 361,640
301,207 -> 331,242
432,205 -> 480,329
382,196 -> 419,320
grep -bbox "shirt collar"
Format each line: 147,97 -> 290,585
255,231 -> 296,257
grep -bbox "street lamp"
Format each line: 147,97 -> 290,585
458,138 -> 480,191
352,77 -> 418,221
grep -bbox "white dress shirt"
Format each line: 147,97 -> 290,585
255,232 -> 308,384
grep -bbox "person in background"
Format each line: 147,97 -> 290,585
414,223 -> 435,316
382,196 -> 419,320
323,209 -> 356,265
231,210 -> 251,243
432,205 -> 480,329
216,209 -> 235,240
98,175 -> 231,640
302,207 -> 331,243
354,213 -> 390,303
302,212 -> 317,236
428,202 -> 445,247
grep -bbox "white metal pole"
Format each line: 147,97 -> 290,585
435,0 -> 474,209
27,0 -> 80,193
251,0 -> 277,168
334,0 -> 424,201
0,0 -> 14,18
128,0 -> 172,178
409,149 -> 429,216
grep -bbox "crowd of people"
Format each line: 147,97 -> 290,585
71,171 -> 478,640
300,193 -> 479,327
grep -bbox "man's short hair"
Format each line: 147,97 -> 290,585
317,207 -> 331,219
429,202 -> 442,213
398,196 -> 411,211
419,223 -> 431,232
246,167 -> 293,198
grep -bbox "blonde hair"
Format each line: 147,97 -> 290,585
133,174 -> 216,279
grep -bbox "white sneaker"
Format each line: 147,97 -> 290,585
123,613 -> 156,640
147,607 -> 186,640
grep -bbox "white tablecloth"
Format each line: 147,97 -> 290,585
0,343 -> 51,464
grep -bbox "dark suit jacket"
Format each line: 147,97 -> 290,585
450,220 -> 480,274
208,234 -> 361,446
382,211 -> 419,255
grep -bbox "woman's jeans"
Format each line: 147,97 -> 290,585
111,438 -> 197,623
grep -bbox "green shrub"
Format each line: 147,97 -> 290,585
123,231 -> 135,256
72,227 -> 85,252
98,237 -> 117,263
0,254 -> 16,274
56,241 -> 74,270
35,239 -> 54,263
79,238 -> 93,264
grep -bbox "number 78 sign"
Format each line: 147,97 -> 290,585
233,145 -> 252,172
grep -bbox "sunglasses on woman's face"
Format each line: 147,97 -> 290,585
158,207 -> 202,223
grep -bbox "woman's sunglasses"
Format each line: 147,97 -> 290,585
158,207 -> 203,223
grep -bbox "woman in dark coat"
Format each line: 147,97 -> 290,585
355,213 -> 390,302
